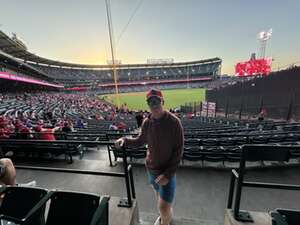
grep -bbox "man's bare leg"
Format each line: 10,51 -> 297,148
157,195 -> 173,225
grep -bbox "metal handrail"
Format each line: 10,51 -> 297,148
227,145 -> 300,222
14,144 -> 136,208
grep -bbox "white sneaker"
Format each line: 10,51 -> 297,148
154,216 -> 161,225
18,180 -> 37,187
154,216 -> 172,225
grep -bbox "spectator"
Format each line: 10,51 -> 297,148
117,121 -> 127,131
34,125 -> 59,141
19,125 -> 31,139
75,119 -> 85,129
135,111 -> 144,128
109,122 -> 118,131
0,128 -> 9,139
62,122 -> 73,133
258,108 -> 267,121
115,89 -> 184,225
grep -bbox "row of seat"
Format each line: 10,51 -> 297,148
109,144 -> 300,165
0,140 -> 87,163
0,186 -> 109,225
185,134 -> 300,147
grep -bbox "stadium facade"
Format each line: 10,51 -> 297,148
0,30 -> 221,92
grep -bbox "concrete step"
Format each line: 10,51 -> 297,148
139,212 -> 222,225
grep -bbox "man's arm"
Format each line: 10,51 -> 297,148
163,119 -> 184,179
123,119 -> 148,148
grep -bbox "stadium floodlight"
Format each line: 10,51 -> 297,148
257,29 -> 272,41
257,29 -> 272,59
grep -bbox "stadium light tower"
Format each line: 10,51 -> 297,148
257,29 -> 272,59
105,0 -> 120,107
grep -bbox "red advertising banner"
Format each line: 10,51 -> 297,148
235,58 -> 272,76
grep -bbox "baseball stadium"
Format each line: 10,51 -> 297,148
0,1 -> 300,225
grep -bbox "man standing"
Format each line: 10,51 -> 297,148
115,89 -> 184,225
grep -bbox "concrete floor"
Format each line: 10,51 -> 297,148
14,148 -> 300,224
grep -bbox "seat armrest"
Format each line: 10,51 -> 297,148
22,191 -> 55,222
90,195 -> 110,225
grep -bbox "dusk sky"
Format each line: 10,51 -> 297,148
1,0 -> 300,74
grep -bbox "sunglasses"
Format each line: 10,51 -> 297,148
147,97 -> 162,108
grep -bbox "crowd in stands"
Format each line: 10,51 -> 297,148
34,63 -> 219,83
0,92 -> 139,140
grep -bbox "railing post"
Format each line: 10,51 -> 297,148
118,145 -> 132,207
225,98 -> 229,118
200,101 -> 202,117
214,100 -> 217,118
128,165 -> 136,199
259,96 -> 264,114
232,155 -> 252,222
227,172 -> 236,208
239,97 -> 244,120
286,92 -> 294,121
206,101 -> 209,118
233,158 -> 244,219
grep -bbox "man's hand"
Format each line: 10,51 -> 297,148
115,138 -> 125,149
155,174 -> 169,186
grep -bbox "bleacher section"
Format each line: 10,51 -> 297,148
107,118 -> 300,168
1,91 -> 300,167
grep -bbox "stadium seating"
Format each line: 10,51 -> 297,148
105,117 -> 300,167
1,91 -> 300,167
0,186 -> 47,225
0,186 -> 110,225
271,208 -> 300,225
0,139 -> 84,163
33,62 -> 220,84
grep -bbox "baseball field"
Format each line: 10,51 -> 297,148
100,88 -> 206,110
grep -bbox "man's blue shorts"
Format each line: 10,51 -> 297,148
148,171 -> 176,204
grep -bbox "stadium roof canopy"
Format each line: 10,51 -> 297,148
0,49 -> 54,82
0,30 -> 222,69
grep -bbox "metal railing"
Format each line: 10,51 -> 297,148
11,141 -> 136,208
227,145 -> 300,222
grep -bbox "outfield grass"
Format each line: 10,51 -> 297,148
100,88 -> 206,111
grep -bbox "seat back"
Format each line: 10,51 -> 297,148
276,208 -> 300,225
0,186 -> 47,224
46,191 -> 100,225
242,145 -> 290,162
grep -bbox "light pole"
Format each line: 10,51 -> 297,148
105,0 -> 120,107
257,29 -> 272,59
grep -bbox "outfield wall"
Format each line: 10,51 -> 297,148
206,67 -> 300,120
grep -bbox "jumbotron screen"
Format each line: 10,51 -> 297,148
235,58 -> 272,76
